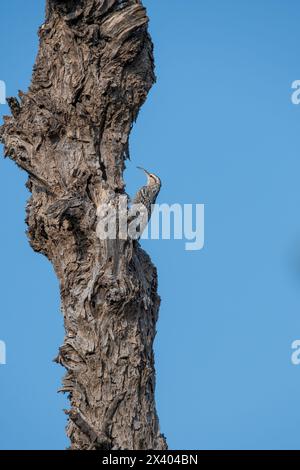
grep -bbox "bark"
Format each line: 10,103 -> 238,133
1,0 -> 167,450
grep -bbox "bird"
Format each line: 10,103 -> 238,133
132,167 -> 161,221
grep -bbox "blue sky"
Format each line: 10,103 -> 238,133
1,0 -> 300,450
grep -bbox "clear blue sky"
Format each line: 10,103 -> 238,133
1,0 -> 300,450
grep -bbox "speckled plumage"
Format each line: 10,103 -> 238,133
132,167 -> 161,219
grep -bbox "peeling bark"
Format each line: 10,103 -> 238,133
1,0 -> 166,450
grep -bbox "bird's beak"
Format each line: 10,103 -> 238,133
137,166 -> 150,176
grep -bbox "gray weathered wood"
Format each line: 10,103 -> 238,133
0,0 -> 166,450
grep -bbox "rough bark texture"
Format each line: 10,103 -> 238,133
1,0 -> 167,450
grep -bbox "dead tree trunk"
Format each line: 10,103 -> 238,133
1,0 -> 167,450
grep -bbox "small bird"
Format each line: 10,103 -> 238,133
132,167 -> 161,220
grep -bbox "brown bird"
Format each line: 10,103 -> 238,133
132,167 -> 161,220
